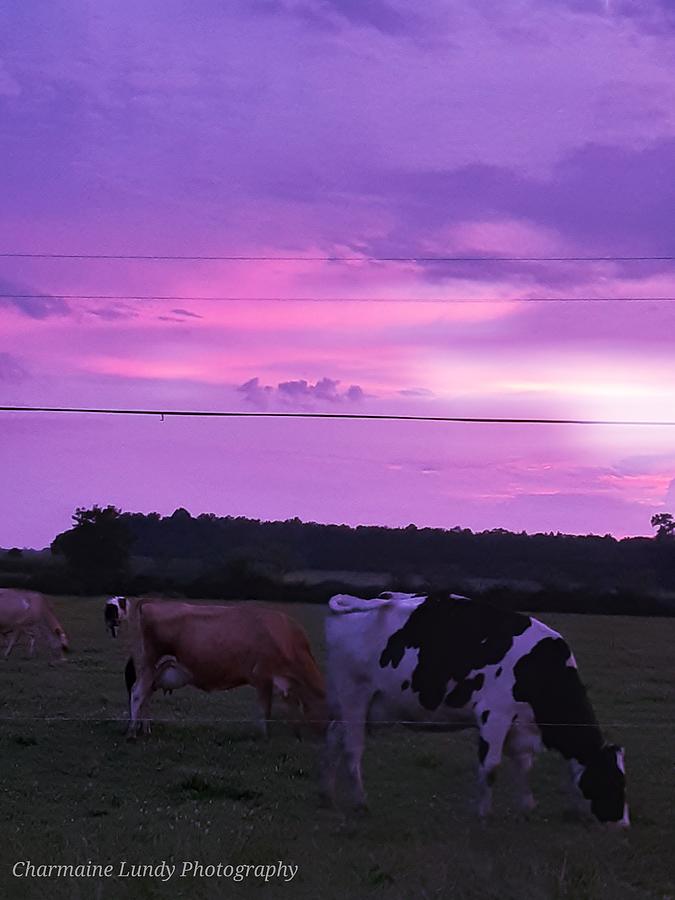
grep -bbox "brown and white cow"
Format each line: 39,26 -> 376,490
0,588 -> 70,659
104,596 -> 326,738
321,591 -> 629,827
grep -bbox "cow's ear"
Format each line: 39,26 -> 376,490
120,598 -> 127,611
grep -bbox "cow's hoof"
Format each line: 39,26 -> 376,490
317,792 -> 335,809
351,801 -> 370,817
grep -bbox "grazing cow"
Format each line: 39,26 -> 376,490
321,592 -> 629,827
104,595 -> 128,638
105,597 -> 326,738
0,589 -> 70,659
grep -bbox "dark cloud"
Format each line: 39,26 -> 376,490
156,308 -> 203,323
550,0 -> 675,33
0,352 -> 28,382
238,376 -> 364,408
321,0 -> 413,34
0,277 -> 72,319
170,308 -> 203,319
0,278 -> 137,320
244,0 -> 418,35
338,139 -> 675,288
87,305 -> 139,320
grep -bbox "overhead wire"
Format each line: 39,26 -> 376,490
2,406 -> 675,427
2,252 -> 675,262
3,293 -> 675,304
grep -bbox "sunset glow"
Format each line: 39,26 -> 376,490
2,0 -> 675,546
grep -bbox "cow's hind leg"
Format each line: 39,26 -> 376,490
477,715 -> 511,818
319,717 -> 343,808
3,631 -> 19,659
339,693 -> 372,813
505,725 -> 538,814
128,667 -> 155,738
26,631 -> 36,659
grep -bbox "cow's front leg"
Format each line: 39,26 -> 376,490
477,716 -> 509,818
505,726 -> 538,814
128,671 -> 155,738
255,681 -> 273,739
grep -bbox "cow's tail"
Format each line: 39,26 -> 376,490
126,597 -> 149,671
328,594 -> 392,614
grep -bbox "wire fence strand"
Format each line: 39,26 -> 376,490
0,716 -> 670,727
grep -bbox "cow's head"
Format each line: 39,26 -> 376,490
574,744 -> 629,828
54,626 -> 70,654
104,596 -> 128,638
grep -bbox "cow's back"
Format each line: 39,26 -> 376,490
137,602 -> 324,695
0,589 -> 43,625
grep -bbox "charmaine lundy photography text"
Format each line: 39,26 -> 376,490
1,1 -> 674,898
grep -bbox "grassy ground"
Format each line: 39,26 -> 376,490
0,597 -> 673,900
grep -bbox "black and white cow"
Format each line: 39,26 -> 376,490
321,591 -> 629,827
104,595 -> 128,638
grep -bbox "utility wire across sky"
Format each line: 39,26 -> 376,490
2,406 -> 675,427
2,252 -> 675,262
4,294 -> 675,304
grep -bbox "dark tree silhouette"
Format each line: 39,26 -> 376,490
51,505 -> 132,586
651,512 -> 675,540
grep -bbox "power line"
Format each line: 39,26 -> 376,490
2,405 -> 675,427
5,294 -> 675,311
2,252 -> 675,262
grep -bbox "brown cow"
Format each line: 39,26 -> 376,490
106,597 -> 326,737
0,589 -> 70,659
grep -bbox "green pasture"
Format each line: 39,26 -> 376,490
0,597 -> 673,899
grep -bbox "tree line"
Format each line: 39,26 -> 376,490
1,505 -> 674,615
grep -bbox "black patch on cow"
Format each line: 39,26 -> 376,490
495,667 -> 502,678
401,680 -> 410,691
379,594 -> 530,710
577,744 -> 626,823
119,597 -> 127,611
478,736 -> 489,765
124,657 -> 136,697
481,709 -> 490,724
445,673 -> 485,708
512,637 -> 603,764
104,604 -> 118,627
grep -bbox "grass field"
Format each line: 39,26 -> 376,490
0,597 -> 673,900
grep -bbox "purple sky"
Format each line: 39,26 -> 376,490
2,0 -> 675,548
